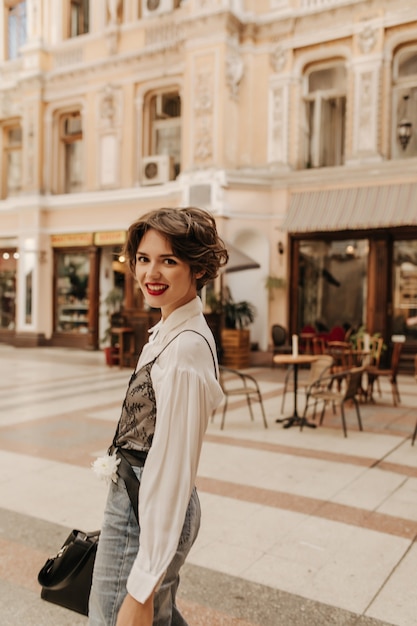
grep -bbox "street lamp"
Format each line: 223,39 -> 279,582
397,94 -> 412,150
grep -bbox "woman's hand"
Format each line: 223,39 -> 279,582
116,592 -> 154,626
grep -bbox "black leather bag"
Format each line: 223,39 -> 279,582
38,529 -> 100,616
37,450 -> 142,616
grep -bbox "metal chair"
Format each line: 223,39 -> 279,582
366,339 -> 404,405
271,324 -> 291,366
281,355 -> 333,415
303,367 -> 365,437
312,336 -> 327,355
216,366 -> 268,430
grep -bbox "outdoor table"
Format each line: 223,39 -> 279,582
273,354 -> 318,429
110,327 -> 135,369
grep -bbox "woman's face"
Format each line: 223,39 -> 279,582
135,228 -> 200,319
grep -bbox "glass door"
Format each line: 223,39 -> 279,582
393,240 -> 417,341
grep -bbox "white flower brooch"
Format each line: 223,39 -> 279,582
91,452 -> 120,484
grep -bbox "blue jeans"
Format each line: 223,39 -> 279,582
88,466 -> 201,626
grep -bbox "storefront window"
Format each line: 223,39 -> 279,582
0,250 -> 17,329
55,251 -> 89,333
298,239 -> 368,334
393,240 -> 417,340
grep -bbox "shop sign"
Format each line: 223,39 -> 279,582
94,230 -> 126,246
0,238 -> 18,247
51,233 -> 93,247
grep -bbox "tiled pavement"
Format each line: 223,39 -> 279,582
0,344 -> 416,626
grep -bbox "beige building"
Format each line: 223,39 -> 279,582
1,0 -> 417,365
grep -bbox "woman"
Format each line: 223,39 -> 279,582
89,207 -> 228,626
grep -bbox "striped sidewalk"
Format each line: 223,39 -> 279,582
0,345 -> 416,625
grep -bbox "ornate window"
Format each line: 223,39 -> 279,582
68,0 -> 89,37
6,0 -> 26,59
144,91 -> 181,177
303,62 -> 346,168
2,124 -> 22,198
60,112 -> 83,193
392,46 -> 417,158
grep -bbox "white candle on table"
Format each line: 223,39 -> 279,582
292,334 -> 298,357
364,333 -> 370,353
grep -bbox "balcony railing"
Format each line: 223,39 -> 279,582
271,0 -> 363,11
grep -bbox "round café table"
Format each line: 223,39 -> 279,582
273,354 -> 319,429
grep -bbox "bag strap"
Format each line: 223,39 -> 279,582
38,530 -> 100,589
155,329 -> 218,379
116,449 -> 141,524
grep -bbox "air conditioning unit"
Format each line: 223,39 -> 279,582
141,155 -> 175,186
142,0 -> 176,18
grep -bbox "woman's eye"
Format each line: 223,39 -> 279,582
164,258 -> 177,265
136,255 -> 148,263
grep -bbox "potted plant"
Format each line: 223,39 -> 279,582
101,287 -> 124,366
220,288 -> 256,368
265,275 -> 286,301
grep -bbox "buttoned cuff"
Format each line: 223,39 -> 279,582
126,565 -> 165,604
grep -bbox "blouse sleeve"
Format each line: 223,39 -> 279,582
126,338 -> 223,603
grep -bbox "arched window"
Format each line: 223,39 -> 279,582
392,45 -> 417,158
6,0 -> 27,59
303,62 -> 346,168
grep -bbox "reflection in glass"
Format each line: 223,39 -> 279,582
23,243 -> 36,326
393,240 -> 417,340
298,239 -> 368,334
0,251 -> 17,329
55,252 -> 90,333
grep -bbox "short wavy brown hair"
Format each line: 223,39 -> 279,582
123,207 -> 229,290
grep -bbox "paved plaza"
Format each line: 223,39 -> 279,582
0,344 -> 416,625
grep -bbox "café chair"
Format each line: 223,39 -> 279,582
215,366 -> 268,430
356,335 -> 384,395
326,341 -> 353,369
281,355 -> 333,415
312,336 -> 327,355
271,324 -> 292,366
303,367 -> 365,437
299,325 -> 316,354
365,338 -> 404,405
326,341 -> 353,390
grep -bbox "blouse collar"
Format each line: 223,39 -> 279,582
148,297 -> 202,341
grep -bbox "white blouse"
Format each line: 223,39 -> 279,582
126,297 -> 224,604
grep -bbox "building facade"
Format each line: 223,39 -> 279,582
0,0 -> 416,366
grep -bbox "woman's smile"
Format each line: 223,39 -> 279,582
145,283 -> 168,296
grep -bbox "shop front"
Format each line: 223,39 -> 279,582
284,183 -> 417,371
51,230 -> 127,350
0,241 -> 18,342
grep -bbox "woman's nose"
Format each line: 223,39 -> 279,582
146,261 -> 161,278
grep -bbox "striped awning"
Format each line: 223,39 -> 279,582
282,183 -> 417,233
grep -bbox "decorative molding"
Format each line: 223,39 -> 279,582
358,25 -> 377,54
351,62 -> 381,158
268,83 -> 289,165
270,45 -> 286,73
24,104 -> 36,187
105,26 -> 120,56
99,84 -> 121,128
193,69 -> 214,162
0,90 -> 21,118
53,46 -> 84,68
107,0 -> 121,26
226,50 -> 244,100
